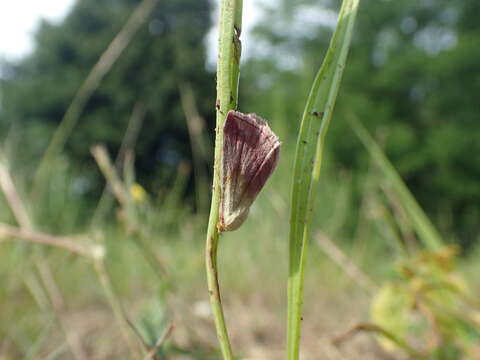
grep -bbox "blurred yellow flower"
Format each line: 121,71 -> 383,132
130,183 -> 147,203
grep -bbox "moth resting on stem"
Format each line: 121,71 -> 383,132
218,110 -> 281,232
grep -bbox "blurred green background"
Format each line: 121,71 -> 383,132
0,0 -> 479,359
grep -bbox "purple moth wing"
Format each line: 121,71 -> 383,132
219,110 -> 281,232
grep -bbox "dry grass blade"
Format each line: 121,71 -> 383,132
0,158 -> 32,229
0,223 -> 94,257
91,144 -> 167,278
91,145 -> 130,207
316,231 -> 377,294
179,82 -> 210,212
143,323 -> 174,360
34,0 -> 160,190
42,343 -> 69,360
332,322 -> 426,359
36,260 -> 89,360
178,83 -> 209,161
93,258 -> 145,359
116,102 -> 146,171
91,102 -> 146,225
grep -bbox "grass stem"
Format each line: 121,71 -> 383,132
0,223 -> 94,257
94,258 -> 144,359
287,1 -> 360,358
205,0 -> 243,358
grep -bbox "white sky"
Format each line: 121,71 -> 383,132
0,0 -> 76,60
0,0 -> 260,62
207,0 -> 261,67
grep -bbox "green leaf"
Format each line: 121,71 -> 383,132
287,0 -> 360,359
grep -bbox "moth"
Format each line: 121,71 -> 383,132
218,110 -> 281,232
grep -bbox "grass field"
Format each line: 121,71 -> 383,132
2,131 -> 479,359
1,0 -> 480,358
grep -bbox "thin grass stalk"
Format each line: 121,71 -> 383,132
24,320 -> 55,360
348,114 -> 443,251
382,187 -> 418,252
93,258 -> 145,359
161,161 -> 191,226
287,1 -> 360,358
91,102 -> 146,226
0,156 -> 32,229
142,323 -> 173,360
23,272 -> 50,310
91,145 -> 167,278
43,344 -> 69,360
91,145 -> 130,207
179,82 -> 210,212
0,223 -> 94,257
115,102 -> 146,171
332,322 -> 427,359
316,231 -> 376,294
36,260 -> 89,360
205,0 -> 243,358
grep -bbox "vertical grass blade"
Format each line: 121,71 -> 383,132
348,115 -> 444,251
287,1 -> 360,358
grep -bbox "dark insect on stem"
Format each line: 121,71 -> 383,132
311,111 -> 324,117
218,110 -> 281,232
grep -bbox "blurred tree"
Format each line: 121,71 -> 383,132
0,0 -> 214,195
242,0 -> 480,246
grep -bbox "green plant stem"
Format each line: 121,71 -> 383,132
287,1 -> 360,359
205,0 -> 242,359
